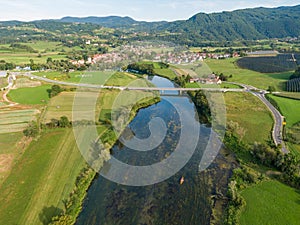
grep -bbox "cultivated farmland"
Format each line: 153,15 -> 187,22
286,78 -> 300,92
237,54 -> 300,73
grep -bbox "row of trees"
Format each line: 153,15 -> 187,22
286,67 -> 300,92
0,60 -> 15,70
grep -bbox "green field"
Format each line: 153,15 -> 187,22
0,129 -> 86,225
0,53 -> 67,64
206,58 -> 291,90
8,85 -> 51,105
105,72 -> 139,86
225,92 -> 273,143
0,132 -> 24,185
0,41 -> 78,64
268,95 -> 300,127
186,82 -> 241,89
240,180 -> 300,225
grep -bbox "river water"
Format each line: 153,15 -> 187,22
76,76 -> 213,225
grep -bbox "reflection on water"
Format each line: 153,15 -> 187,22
76,76 -> 213,225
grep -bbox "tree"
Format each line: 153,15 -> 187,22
46,57 -> 53,64
59,116 -> 70,128
47,85 -> 63,98
290,66 -> 300,80
23,121 -> 38,137
267,86 -> 276,93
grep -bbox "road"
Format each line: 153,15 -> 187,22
19,73 -> 245,93
252,92 -> 288,153
226,82 -> 288,153
16,72 -> 288,153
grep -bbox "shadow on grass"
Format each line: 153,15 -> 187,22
39,206 -> 63,225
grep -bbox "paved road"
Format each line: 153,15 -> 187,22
252,92 -> 288,153
226,82 -> 288,153
16,72 -> 288,153
19,73 -> 245,93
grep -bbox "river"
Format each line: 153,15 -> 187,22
76,76 -> 213,225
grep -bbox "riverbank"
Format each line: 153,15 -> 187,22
49,94 -> 161,225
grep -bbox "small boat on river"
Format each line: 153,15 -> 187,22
180,176 -> 185,185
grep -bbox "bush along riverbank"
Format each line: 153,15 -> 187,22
48,96 -> 161,225
222,129 -> 300,225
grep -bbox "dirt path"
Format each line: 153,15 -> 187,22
1,87 -> 18,107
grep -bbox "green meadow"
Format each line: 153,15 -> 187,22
240,180 -> 300,225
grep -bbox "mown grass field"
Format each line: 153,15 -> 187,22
0,132 -> 24,185
0,129 -> 86,225
0,108 -> 39,134
8,85 -> 51,105
240,180 -> 300,225
225,92 -> 273,143
43,91 -> 101,123
34,70 -> 114,85
14,78 -> 41,88
186,82 -> 241,89
268,95 -> 300,127
274,92 -> 300,100
206,58 -> 291,90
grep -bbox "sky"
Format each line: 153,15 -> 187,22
0,0 -> 299,22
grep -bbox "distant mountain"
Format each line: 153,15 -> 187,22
1,5 -> 300,43
59,16 -> 167,30
60,16 -> 137,28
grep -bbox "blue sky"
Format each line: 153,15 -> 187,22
0,0 -> 299,21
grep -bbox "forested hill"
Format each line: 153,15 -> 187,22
59,16 -> 167,29
58,5 -> 300,41
162,5 -> 300,40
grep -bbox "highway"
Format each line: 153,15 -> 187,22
15,72 -> 288,153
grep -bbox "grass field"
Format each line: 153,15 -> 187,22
268,95 -> 300,127
0,77 -> 7,88
274,92 -> 300,100
186,82 -> 242,89
43,91 -> 101,123
0,53 -> 67,64
225,92 -> 273,143
0,41 -> 78,64
0,129 -> 86,225
105,72 -> 138,86
8,85 -> 51,105
206,58 -> 291,90
15,78 -> 41,88
240,180 -> 300,225
34,70 -> 114,85
0,132 -> 24,185
0,108 -> 40,134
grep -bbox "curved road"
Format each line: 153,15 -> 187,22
225,82 -> 288,153
15,72 -> 288,153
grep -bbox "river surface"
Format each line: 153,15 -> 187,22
76,76 -> 213,225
